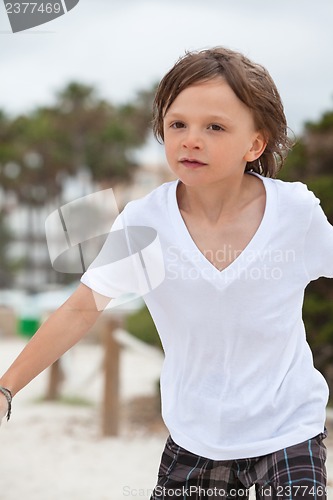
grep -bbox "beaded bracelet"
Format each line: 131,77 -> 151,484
0,386 -> 12,421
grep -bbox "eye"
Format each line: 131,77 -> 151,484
171,121 -> 186,129
208,124 -> 224,132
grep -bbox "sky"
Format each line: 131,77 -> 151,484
1,0 -> 333,146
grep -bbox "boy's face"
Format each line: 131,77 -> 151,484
163,77 -> 266,187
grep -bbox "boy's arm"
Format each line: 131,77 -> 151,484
0,283 -> 111,418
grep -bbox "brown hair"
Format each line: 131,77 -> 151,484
152,47 -> 293,178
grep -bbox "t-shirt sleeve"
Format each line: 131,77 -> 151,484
80,210 -> 126,298
303,198 -> 333,281
80,205 -> 165,299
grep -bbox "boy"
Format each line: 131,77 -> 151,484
1,47 -> 332,499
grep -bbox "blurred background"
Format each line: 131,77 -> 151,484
0,0 -> 333,499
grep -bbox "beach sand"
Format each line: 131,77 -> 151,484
0,336 -> 332,500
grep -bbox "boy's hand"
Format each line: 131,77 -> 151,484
0,393 -> 9,426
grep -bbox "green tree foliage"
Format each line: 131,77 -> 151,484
0,82 -> 156,289
280,109 -> 333,394
0,81 -> 155,205
125,303 -> 162,349
0,110 -> 19,285
0,213 -> 14,287
54,82 -> 156,183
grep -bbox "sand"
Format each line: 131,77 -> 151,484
0,336 -> 332,500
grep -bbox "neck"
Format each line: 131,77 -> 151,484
177,173 -> 254,224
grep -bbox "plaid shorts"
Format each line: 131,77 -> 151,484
150,429 -> 328,499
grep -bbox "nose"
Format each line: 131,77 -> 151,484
181,128 -> 203,150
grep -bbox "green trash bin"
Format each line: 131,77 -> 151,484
17,316 -> 40,339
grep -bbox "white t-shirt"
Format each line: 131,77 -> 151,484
81,173 -> 333,460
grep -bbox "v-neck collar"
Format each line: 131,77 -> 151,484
168,172 -> 278,287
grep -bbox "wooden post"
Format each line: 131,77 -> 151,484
102,316 -> 122,436
46,358 -> 62,400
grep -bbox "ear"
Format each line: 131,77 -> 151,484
243,131 -> 267,162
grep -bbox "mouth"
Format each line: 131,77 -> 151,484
179,158 -> 207,169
